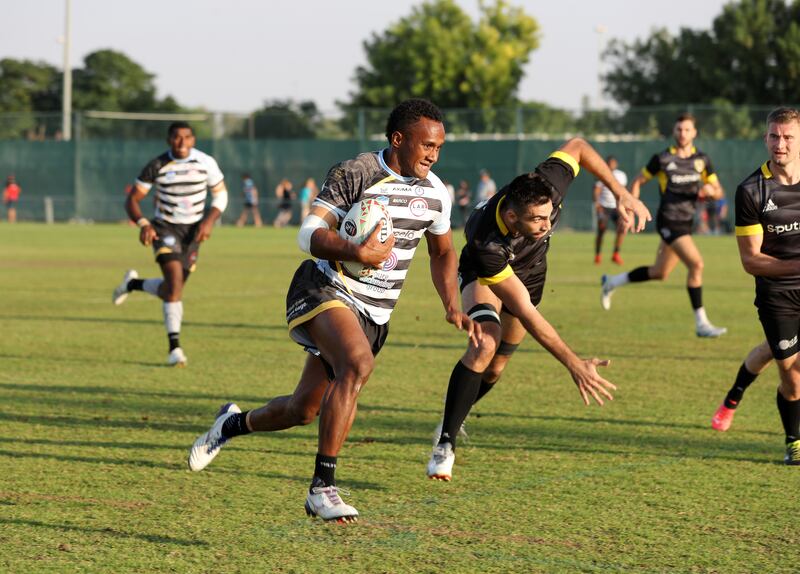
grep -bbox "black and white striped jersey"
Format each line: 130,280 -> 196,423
136,148 -> 224,225
312,149 -> 452,325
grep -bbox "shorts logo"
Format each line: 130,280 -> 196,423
409,198 -> 428,218
343,220 -> 357,236
164,235 -> 177,247
660,227 -> 671,239
382,251 -> 398,271
778,335 -> 798,351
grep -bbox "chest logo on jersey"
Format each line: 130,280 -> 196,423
165,171 -> 177,182
409,198 -> 428,217
666,162 -> 678,171
763,198 -> 778,213
693,159 -> 706,173
413,185 -> 426,196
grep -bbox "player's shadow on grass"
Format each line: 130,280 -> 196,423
0,517 -> 206,547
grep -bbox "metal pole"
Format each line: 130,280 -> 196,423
44,197 -> 55,224
62,0 -> 72,141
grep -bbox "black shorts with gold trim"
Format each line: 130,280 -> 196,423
151,219 -> 201,272
286,260 -> 389,375
656,211 -> 693,245
459,260 -> 547,317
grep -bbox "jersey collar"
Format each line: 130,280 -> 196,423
669,145 -> 697,155
167,149 -> 196,162
495,196 -> 510,236
378,149 -> 416,184
761,161 -> 773,179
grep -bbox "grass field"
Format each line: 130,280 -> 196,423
1,223 -> 796,573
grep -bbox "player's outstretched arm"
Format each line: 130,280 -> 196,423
125,184 -> 158,246
558,138 -> 651,233
489,273 -> 615,405
426,230 -> 481,347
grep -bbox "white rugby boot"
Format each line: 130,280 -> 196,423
168,347 -> 188,367
600,274 -> 614,311
696,323 -> 727,338
305,486 -> 359,523
188,402 -> 241,471
431,420 -> 469,446
112,269 -> 138,305
427,442 -> 455,481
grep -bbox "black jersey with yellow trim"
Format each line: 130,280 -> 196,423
642,146 -> 717,222
459,152 -> 578,286
735,161 -> 800,291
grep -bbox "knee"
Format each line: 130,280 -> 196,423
691,259 -> 705,274
337,352 -> 374,387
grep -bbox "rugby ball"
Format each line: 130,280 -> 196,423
338,198 -> 393,277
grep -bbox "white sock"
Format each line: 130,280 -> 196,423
694,307 -> 709,326
163,301 -> 183,337
607,272 -> 630,289
143,278 -> 163,297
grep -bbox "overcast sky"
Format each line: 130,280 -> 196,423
2,0 -> 729,114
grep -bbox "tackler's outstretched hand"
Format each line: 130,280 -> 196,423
566,357 -> 616,406
616,194 -> 651,234
445,309 -> 483,348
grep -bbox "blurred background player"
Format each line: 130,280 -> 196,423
111,121 -> 229,367
426,137 -> 651,482
712,340 -> 772,431
600,113 -> 727,338
235,173 -> 262,227
298,177 -> 318,221
455,180 -> 472,228
273,178 -> 295,228
187,99 -> 478,522
734,107 -> 800,465
476,168 -> 497,201
593,155 -> 628,264
3,174 -> 20,223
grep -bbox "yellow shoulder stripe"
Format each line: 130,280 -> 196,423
641,168 -> 653,181
549,151 -> 580,177
478,265 -> 514,286
735,224 -> 763,237
704,173 -> 719,184
761,162 -> 773,179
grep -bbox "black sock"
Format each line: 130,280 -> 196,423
613,247 -> 620,254
724,363 -> 758,408
221,411 -> 251,439
628,266 -> 650,283
439,361 -> 483,449
313,454 -> 337,488
687,286 -> 703,310
128,278 -> 144,291
473,379 -> 496,405
168,333 -> 180,351
777,391 -> 800,443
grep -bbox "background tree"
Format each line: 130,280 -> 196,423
346,0 -> 539,111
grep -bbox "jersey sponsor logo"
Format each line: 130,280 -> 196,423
763,198 -> 778,213
413,185 -> 426,196
382,251 -> 398,271
375,195 -> 390,205
670,173 -> 701,184
393,229 -> 416,239
165,171 -> 177,182
391,196 -> 409,206
666,161 -> 678,171
409,198 -> 428,217
766,221 -> 800,235
693,159 -> 706,173
344,220 -> 357,236
779,335 -> 798,351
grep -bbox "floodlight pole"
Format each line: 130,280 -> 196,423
62,0 -> 73,141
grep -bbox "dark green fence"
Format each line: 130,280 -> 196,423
0,138 -> 765,230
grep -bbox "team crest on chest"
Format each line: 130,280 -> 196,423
694,159 -> 706,173
409,197 -> 428,217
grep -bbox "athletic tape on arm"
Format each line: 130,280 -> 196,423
210,189 -> 229,212
298,214 -> 330,253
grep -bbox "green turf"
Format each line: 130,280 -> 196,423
0,223 -> 795,573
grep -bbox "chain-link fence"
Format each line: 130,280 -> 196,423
0,103 -> 788,142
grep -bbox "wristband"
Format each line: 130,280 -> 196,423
136,217 -> 151,228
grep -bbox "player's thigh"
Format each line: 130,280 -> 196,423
461,280 -> 503,344
669,235 -> 703,269
305,306 -> 375,382
652,240 -> 681,277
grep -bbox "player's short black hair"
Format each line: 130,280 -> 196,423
504,172 -> 554,214
675,113 -> 696,126
385,99 -> 444,141
167,121 -> 194,138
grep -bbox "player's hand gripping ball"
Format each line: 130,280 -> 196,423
338,198 -> 393,277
